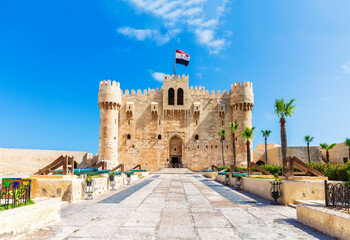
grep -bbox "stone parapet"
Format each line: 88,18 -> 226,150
98,80 -> 122,107
0,198 -> 61,239
297,205 -> 350,239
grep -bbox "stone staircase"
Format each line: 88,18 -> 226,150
156,168 -> 194,174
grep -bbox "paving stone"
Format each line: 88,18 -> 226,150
123,212 -> 161,227
157,226 -> 196,239
197,227 -> 242,240
24,174 -> 335,240
114,227 -> 157,240
192,212 -> 231,228
69,219 -> 118,238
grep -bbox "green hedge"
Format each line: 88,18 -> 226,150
217,162 -> 350,181
308,162 -> 350,181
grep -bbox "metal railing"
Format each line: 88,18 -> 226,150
324,180 -> 350,210
0,181 -> 32,210
164,163 -> 187,168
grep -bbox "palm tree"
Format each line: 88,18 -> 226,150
230,122 -> 240,165
241,127 -> 256,169
218,128 -> 227,166
304,135 -> 314,164
345,138 -> 350,162
320,143 -> 336,163
261,130 -> 271,164
274,98 -> 296,160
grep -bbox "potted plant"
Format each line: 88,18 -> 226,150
270,173 -> 282,204
86,175 -> 93,186
109,171 -> 117,190
109,171 -> 116,182
235,175 -> 243,190
85,175 -> 94,200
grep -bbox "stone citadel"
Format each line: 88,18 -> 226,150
98,74 -> 254,171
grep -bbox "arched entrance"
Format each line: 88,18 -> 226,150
169,135 -> 183,168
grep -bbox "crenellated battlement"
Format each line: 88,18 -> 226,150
163,74 -> 189,82
123,87 -> 162,95
229,81 -> 254,108
98,79 -> 122,106
230,81 -> 253,90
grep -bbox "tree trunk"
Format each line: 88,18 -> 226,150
326,150 -> 329,163
264,137 -> 268,164
280,117 -> 287,176
221,139 -> 225,166
246,140 -> 251,164
307,142 -> 310,164
233,133 -> 236,165
348,147 -> 350,163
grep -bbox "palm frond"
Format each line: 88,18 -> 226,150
284,99 -> 296,117
261,130 -> 271,138
345,138 -> 350,147
241,127 -> 255,141
274,99 -> 285,118
328,143 -> 336,150
217,128 -> 227,137
229,122 -> 240,132
304,135 -> 314,143
319,143 -> 328,150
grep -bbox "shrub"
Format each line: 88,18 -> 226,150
308,162 -> 350,181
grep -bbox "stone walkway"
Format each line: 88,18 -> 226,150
25,174 -> 334,240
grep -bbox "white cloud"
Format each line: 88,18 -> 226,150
121,0 -> 231,54
150,71 -> 165,82
117,27 -> 181,45
342,61 -> 350,73
195,73 -> 202,79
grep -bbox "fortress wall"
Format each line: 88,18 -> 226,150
101,75 -> 255,171
117,87 -> 241,171
321,142 -> 349,163
0,148 -> 96,174
254,146 -> 323,165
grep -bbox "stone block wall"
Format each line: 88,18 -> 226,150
0,148 -> 97,174
106,74 -> 254,171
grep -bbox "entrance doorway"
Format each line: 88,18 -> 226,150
169,136 -> 183,168
171,157 -> 179,164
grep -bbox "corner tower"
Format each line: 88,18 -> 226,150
230,81 -> 254,165
98,80 -> 122,168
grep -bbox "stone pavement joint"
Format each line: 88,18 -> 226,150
24,174 -> 335,240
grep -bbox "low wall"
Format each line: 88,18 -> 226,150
0,198 -> 61,239
133,172 -> 150,179
215,175 -> 229,184
31,175 -> 83,202
204,172 -> 218,179
297,205 -> 350,239
0,148 -> 97,174
31,175 -> 118,202
242,178 -> 326,204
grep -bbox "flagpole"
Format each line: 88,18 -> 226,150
174,50 -> 176,76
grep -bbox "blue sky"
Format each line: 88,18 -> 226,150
0,0 -> 349,153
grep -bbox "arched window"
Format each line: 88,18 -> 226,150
195,135 -> 199,140
177,88 -> 184,105
127,134 -> 131,140
158,134 -> 162,140
168,88 -> 175,105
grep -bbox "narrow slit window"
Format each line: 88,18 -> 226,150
127,134 -> 131,140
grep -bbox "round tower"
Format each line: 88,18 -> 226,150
98,80 -> 122,168
230,81 -> 254,166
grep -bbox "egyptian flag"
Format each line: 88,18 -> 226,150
176,50 -> 190,66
